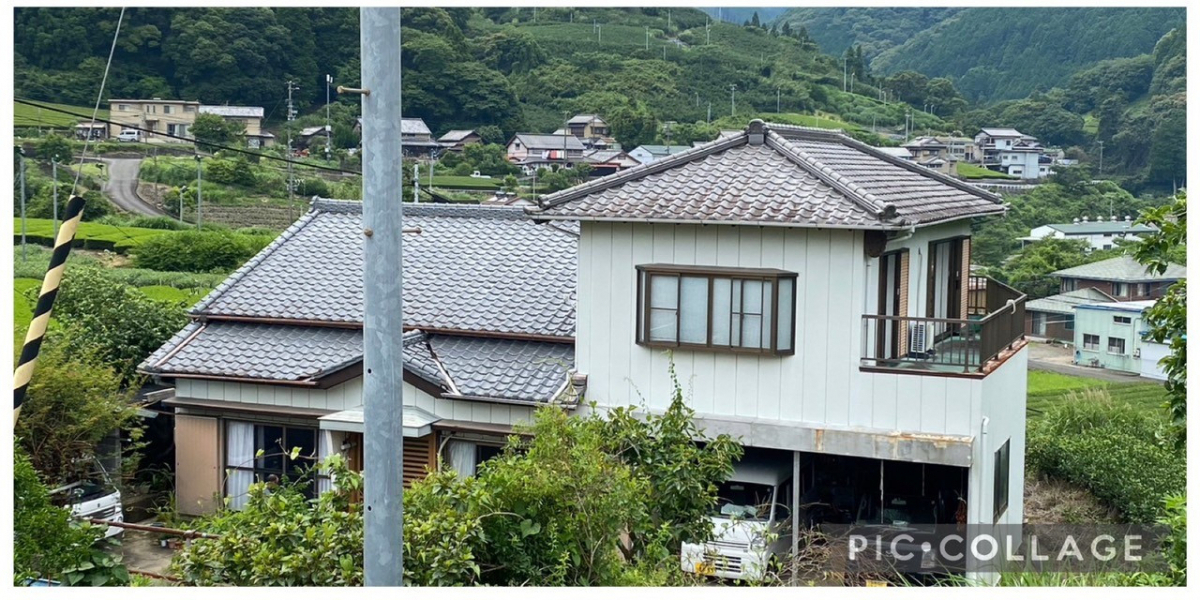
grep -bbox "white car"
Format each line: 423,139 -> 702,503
116,129 -> 141,142
681,461 -> 793,581
470,170 -> 492,179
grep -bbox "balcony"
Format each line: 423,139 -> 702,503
861,277 -> 1027,375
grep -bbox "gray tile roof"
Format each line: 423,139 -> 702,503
140,322 -> 573,403
191,199 -> 577,338
437,129 -> 478,143
513,133 -> 586,151
1052,255 -> 1186,282
532,120 -> 1004,229
1044,221 -> 1157,235
199,105 -> 264,118
1025,288 -> 1116,315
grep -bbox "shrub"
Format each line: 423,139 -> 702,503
47,267 -> 189,382
132,229 -> 273,273
124,215 -> 192,230
1027,391 -> 1184,522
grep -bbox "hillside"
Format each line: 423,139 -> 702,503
698,8 -> 790,26
779,7 -> 1184,102
776,7 -> 961,59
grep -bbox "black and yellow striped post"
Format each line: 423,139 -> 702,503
13,194 -> 86,422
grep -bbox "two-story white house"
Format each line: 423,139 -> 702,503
143,120 -> 1030,576
529,120 -> 1029,574
973,128 -> 1045,179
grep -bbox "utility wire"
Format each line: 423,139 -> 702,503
16,98 -> 360,176
73,7 -> 125,195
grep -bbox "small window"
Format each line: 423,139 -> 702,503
994,440 -> 1010,522
1113,315 -> 1132,325
1108,337 -> 1126,354
1062,279 -> 1077,292
636,265 -> 796,355
1113,283 -> 1128,297
163,105 -> 173,114
1136,283 -> 1149,297
1064,315 -> 1074,331
184,104 -> 196,112
1082,334 -> 1100,351
117,104 -> 130,111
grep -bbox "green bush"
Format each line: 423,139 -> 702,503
1027,391 -> 1184,522
131,229 -> 273,273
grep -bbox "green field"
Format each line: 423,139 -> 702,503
431,175 -> 502,190
15,218 -> 170,253
957,163 -> 1018,180
759,111 -> 861,132
1026,371 -> 1168,417
15,101 -> 109,128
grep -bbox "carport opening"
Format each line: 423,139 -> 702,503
796,453 -> 968,528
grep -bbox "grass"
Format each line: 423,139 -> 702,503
13,278 -> 40,345
138,285 -> 210,306
431,175 -> 502,190
15,218 -> 171,253
956,163 -> 1018,180
1026,370 -> 1168,417
14,101 -> 109,128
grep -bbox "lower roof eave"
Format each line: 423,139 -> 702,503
526,213 -> 907,231
441,392 -> 577,410
145,371 -> 321,387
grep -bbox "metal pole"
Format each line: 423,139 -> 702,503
360,6 -> 405,586
326,74 -> 333,162
19,150 -> 27,261
730,84 -> 736,117
52,157 -> 58,231
287,80 -> 296,218
195,156 -> 202,229
179,186 -> 186,223
413,163 -> 419,203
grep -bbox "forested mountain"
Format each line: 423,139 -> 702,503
780,7 -> 1184,102
775,8 -> 961,59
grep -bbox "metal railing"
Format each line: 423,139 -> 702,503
862,278 -> 1026,374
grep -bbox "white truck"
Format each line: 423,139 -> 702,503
49,478 -> 124,539
681,460 -> 793,581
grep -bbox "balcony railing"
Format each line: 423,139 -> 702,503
861,277 -> 1027,374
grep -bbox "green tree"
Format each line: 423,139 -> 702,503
36,134 -> 72,161
15,342 -> 141,485
14,443 -> 129,586
609,102 -> 657,149
1130,191 -> 1186,446
1147,109 -> 1186,188
999,238 -> 1094,299
190,113 -> 244,150
47,267 -> 189,381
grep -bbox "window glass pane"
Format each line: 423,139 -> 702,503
731,279 -> 742,313
649,275 -> 678,309
679,276 -> 709,344
712,278 -> 732,346
256,425 -> 284,472
287,428 -> 316,459
761,281 -> 773,349
649,308 -> 677,342
776,279 -> 793,351
742,315 -> 763,348
743,280 -> 763,314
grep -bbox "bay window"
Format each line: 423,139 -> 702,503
636,265 -> 796,355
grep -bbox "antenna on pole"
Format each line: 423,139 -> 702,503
359,6 -> 405,586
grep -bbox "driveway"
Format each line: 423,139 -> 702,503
98,157 -> 167,216
1026,340 -> 1156,383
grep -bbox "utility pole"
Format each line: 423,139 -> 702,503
326,74 -> 333,162
850,73 -> 854,94
707,100 -> 712,124
729,84 -> 736,117
645,26 -> 649,50
706,17 -> 711,45
668,9 -> 671,31
843,56 -> 847,92
179,185 -> 186,224
286,79 -> 299,218
51,155 -> 58,231
413,163 -> 420,204
360,6 -> 405,587
195,155 -> 203,229
18,148 -> 27,261
776,88 -> 781,113
1098,141 -> 1104,176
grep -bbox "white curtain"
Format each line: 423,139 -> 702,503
225,421 -> 255,510
317,430 -> 335,494
447,440 -> 477,479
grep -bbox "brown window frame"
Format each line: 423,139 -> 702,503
635,264 -> 797,356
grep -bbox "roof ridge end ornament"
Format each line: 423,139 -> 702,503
747,119 -> 766,146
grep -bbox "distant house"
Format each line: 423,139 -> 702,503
973,128 -> 1045,180
581,149 -> 639,177
74,122 -> 108,141
903,135 -> 975,164
1073,300 -> 1161,375
1024,287 -> 1115,342
108,98 -> 200,143
506,133 -> 586,173
295,125 -> 331,151
1022,216 -> 1157,251
354,117 -> 441,156
627,144 -> 689,165
874,146 -> 912,160
564,114 -> 615,149
916,155 -> 957,177
199,105 -> 274,148
1052,256 -> 1185,301
437,129 -> 482,152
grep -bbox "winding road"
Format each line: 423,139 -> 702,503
97,157 -> 167,216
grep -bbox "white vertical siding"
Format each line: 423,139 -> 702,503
577,221 -> 991,439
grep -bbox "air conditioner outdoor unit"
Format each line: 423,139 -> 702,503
909,322 -> 930,355
1133,348 -> 1142,358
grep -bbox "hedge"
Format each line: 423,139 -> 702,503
14,218 -> 170,253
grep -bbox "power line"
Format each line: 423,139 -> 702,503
73,7 -> 125,195
15,98 -> 359,175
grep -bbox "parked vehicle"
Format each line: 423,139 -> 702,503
470,170 -> 492,179
681,460 -> 793,581
49,478 -> 124,539
116,129 -> 141,142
